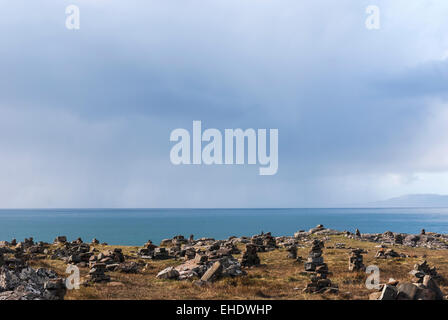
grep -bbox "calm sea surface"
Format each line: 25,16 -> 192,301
1,208 -> 448,246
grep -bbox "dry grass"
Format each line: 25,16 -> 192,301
28,237 -> 448,300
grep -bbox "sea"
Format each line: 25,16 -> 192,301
1,208 -> 448,246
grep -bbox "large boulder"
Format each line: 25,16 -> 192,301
423,275 -> 444,300
397,283 -> 419,300
156,267 -> 179,280
0,266 -> 66,300
372,274 -> 444,301
378,284 -> 398,300
200,261 -> 222,282
118,261 -> 139,274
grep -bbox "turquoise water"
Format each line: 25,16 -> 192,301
1,208 -> 448,246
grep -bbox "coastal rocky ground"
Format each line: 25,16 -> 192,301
1,226 -> 448,300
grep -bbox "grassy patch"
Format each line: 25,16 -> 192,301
27,237 -> 448,300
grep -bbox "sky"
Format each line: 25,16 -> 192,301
0,0 -> 448,208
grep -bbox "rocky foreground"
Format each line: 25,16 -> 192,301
1,225 -> 448,300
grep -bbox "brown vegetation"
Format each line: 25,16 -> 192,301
28,235 -> 448,300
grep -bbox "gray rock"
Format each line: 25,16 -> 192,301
378,284 -> 398,300
200,261 -> 222,282
423,275 -> 444,300
397,283 -> 419,300
0,266 -> 65,300
156,267 -> 179,280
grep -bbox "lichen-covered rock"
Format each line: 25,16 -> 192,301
156,267 -> 179,280
118,261 -> 139,274
200,261 -> 222,282
0,266 -> 66,300
372,266 -> 445,300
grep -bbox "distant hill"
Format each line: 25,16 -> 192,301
368,194 -> 448,208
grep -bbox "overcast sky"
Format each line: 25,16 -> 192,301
0,0 -> 448,208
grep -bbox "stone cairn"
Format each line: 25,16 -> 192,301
54,236 -> 67,244
241,244 -> 260,267
86,262 -> 110,283
303,239 -> 338,294
250,232 -> 277,252
88,248 -> 125,272
410,260 -> 444,284
394,234 -> 403,244
43,278 -> 67,300
370,262 -> 445,300
286,245 -> 298,260
138,240 -> 170,260
348,248 -> 366,271
73,237 -> 83,244
304,239 -> 324,272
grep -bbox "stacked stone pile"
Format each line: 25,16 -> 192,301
137,240 -> 157,256
0,250 -> 26,271
286,245 -> 297,259
151,247 -> 170,260
89,248 -> 126,271
275,236 -> 300,248
220,241 -> 241,254
54,236 -> 67,244
26,242 -> 47,255
98,248 -> 124,264
157,250 -> 245,282
344,230 -> 448,249
85,262 -> 110,283
250,232 -> 277,252
138,241 -> 170,260
160,235 -> 189,247
51,238 -> 92,266
72,237 -> 83,244
303,239 -> 338,294
348,248 -> 366,271
409,260 -> 444,284
183,247 -> 196,260
294,224 -> 342,238
304,239 -> 324,272
241,244 -> 261,267
370,263 -> 445,300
